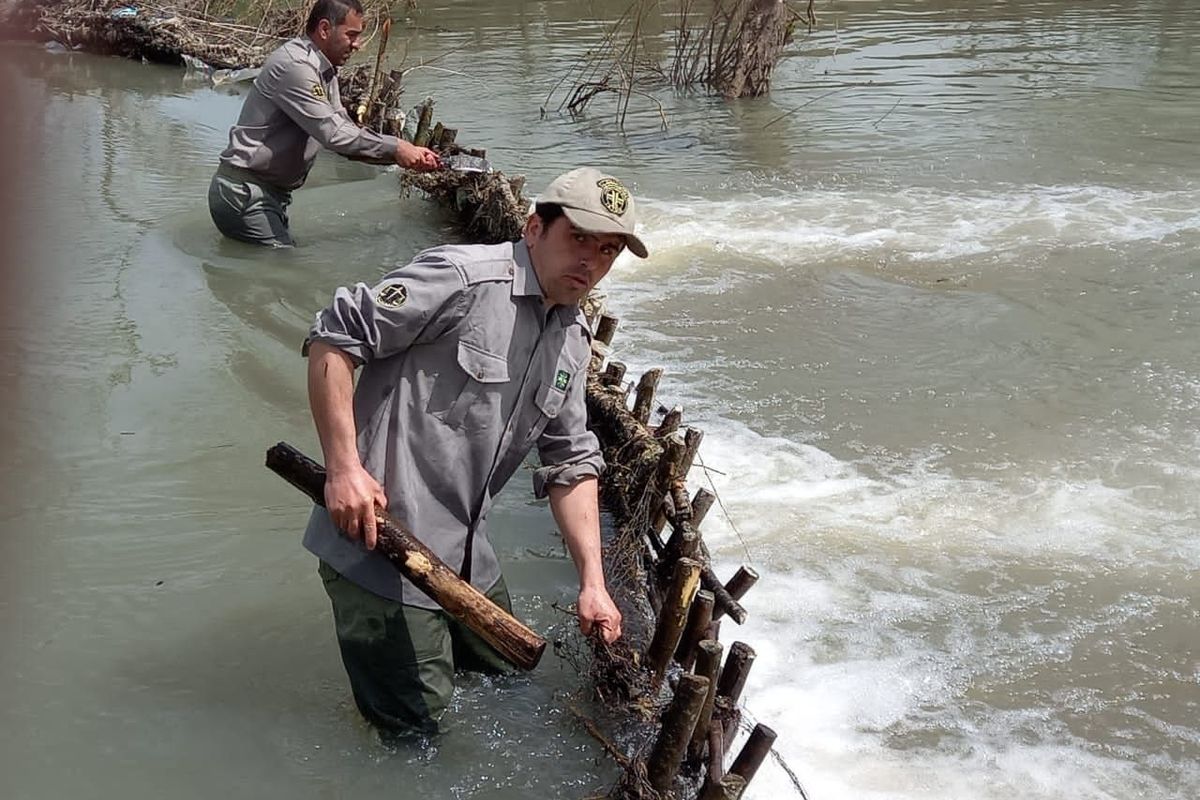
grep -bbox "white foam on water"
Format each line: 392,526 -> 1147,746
662,416 -> 1199,800
608,184 -> 1200,279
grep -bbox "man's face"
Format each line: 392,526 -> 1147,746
526,214 -> 625,307
316,11 -> 364,67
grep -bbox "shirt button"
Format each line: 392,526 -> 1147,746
508,266 -> 514,275
476,370 -> 484,379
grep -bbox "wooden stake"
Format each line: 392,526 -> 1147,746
601,361 -> 626,387
681,426 -> 705,476
633,367 -> 663,423
699,773 -> 747,800
645,673 -> 710,795
729,722 -> 777,788
688,639 -> 724,762
657,405 -> 683,438
360,15 -> 391,125
716,641 -> 756,707
594,313 -> 619,345
691,487 -> 717,528
712,566 -> 759,621
702,566 -> 747,624
713,695 -> 738,756
645,557 -> 702,684
264,443 -> 545,670
413,99 -> 434,146
674,589 -> 714,670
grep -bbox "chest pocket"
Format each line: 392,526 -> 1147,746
441,340 -> 510,430
526,354 -> 578,444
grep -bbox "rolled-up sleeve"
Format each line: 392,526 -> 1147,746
532,365 -> 605,498
265,58 -> 398,162
304,252 -> 467,363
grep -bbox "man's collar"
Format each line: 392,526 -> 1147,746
511,240 -> 542,298
303,36 -> 336,82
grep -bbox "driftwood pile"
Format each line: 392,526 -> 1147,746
6,0 -> 304,69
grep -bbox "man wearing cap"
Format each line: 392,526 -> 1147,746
303,167 -> 649,733
208,0 -> 440,247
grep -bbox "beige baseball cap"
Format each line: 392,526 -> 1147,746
538,167 -> 649,258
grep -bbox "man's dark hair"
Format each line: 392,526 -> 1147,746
306,0 -> 365,34
534,202 -> 565,226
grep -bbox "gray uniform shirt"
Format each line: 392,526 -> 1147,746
302,240 -> 605,608
219,37 -> 399,191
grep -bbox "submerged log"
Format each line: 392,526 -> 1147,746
646,673 -> 710,795
264,442 -> 546,670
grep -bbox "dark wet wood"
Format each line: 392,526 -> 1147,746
633,368 -> 664,424
688,639 -> 725,762
675,589 -> 715,670
712,566 -> 759,621
716,641 -> 756,706
646,673 -> 710,795
264,442 -> 546,671
729,722 -> 777,788
691,487 -> 718,528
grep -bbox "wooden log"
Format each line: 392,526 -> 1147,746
439,127 -> 457,146
413,100 -> 434,147
713,695 -> 738,756
706,724 -> 725,786
729,722 -> 777,788
601,360 -> 626,387
675,589 -> 714,670
663,519 -> 700,571
645,557 -> 702,684
632,367 -> 663,424
706,618 -> 722,643
646,673 -> 710,795
669,482 -> 692,523
692,487 -> 717,528
702,566 -> 748,624
688,639 -> 724,762
429,121 -> 445,149
594,313 -> 619,346
712,566 -> 759,621
681,426 -> 705,477
264,442 -> 546,670
699,773 -> 747,800
657,405 -> 683,438
716,641 -> 756,706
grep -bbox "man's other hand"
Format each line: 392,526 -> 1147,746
324,463 -> 389,550
578,585 -> 623,644
396,140 -> 441,171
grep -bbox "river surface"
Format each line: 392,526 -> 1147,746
1,1 -> 1197,798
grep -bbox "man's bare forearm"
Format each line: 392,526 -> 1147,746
307,341 -> 361,473
548,477 -> 605,589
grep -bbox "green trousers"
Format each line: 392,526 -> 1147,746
318,560 -> 514,734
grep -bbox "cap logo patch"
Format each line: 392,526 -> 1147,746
376,282 -> 408,309
311,82 -> 327,100
596,178 -> 630,216
554,369 -> 570,391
